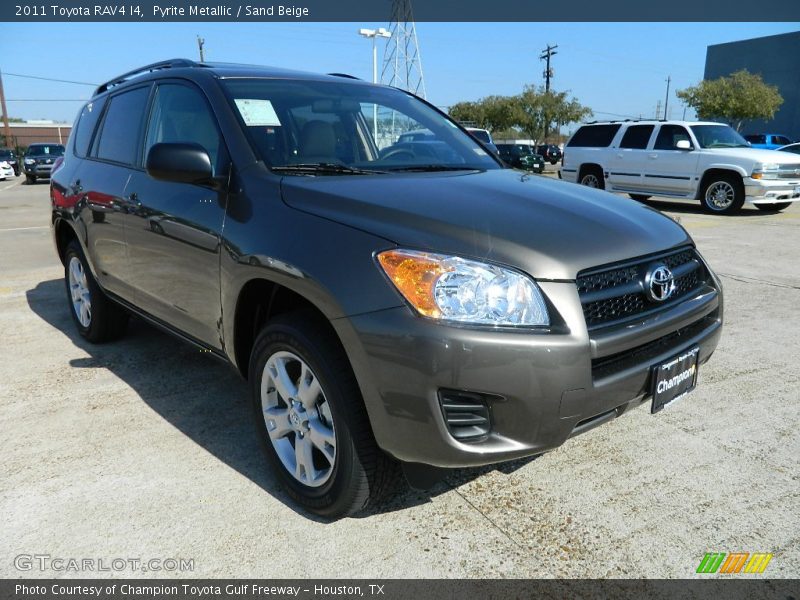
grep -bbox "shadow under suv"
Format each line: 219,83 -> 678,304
51,59 -> 723,518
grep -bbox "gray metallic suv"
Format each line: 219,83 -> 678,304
50,60 -> 723,517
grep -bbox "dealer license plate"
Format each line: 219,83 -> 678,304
651,346 -> 699,413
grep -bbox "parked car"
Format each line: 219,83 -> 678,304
0,160 -> 14,180
536,143 -> 562,165
496,143 -> 545,173
561,120 -> 800,214
743,134 -> 794,150
464,127 -> 500,156
777,142 -> 800,156
23,143 -> 65,184
0,147 -> 20,176
52,60 -> 723,517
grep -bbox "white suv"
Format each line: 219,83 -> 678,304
560,120 -> 800,214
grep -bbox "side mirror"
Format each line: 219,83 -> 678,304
146,143 -> 213,185
675,140 -> 693,151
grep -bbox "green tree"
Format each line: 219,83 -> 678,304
449,86 -> 591,143
677,70 -> 783,131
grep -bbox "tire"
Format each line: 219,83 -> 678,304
26,174 -> 36,185
249,311 -> 401,518
629,194 -> 651,201
700,173 -> 744,215
64,239 -> 128,343
579,166 -> 604,190
755,202 -> 791,212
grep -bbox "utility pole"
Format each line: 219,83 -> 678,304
540,44 -> 557,93
0,69 -> 11,148
663,75 -> 671,120
197,36 -> 205,62
540,44 -> 557,141
655,99 -> 662,121
359,27 -> 391,144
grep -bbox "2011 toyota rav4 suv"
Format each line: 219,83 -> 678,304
561,120 -> 800,214
51,60 -> 723,517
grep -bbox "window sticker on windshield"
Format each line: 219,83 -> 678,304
234,99 -> 281,127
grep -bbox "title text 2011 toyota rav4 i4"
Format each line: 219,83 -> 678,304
51,60 -> 723,517
561,120 -> 800,214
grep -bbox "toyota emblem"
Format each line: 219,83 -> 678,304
646,264 -> 675,302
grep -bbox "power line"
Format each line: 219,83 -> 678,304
3,72 -> 98,86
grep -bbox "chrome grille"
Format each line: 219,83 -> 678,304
577,247 -> 707,329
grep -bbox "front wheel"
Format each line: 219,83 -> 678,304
26,174 -> 36,184
755,202 -> 791,212
701,174 -> 744,214
249,311 -> 401,518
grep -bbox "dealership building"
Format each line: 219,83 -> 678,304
704,31 -> 800,141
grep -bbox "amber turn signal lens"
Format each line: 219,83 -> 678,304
377,250 -> 451,317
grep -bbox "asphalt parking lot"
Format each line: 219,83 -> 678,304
1,175 -> 798,579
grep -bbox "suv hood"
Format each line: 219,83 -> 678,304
280,169 -> 691,280
706,147 -> 800,165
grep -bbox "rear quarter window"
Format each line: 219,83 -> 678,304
567,124 -> 622,148
72,97 -> 107,158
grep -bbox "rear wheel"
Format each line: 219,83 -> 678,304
755,202 -> 791,212
629,194 -> 651,201
701,174 -> 744,215
249,311 -> 401,518
579,166 -> 604,190
64,239 -> 128,343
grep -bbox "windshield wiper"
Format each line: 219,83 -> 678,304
385,165 -> 478,172
270,163 -> 387,175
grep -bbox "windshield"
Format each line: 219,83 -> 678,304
0,149 -> 14,158
690,125 -> 749,149
468,129 -> 492,144
222,79 -> 500,174
26,144 -> 65,156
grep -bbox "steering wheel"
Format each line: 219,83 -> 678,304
380,148 -> 416,161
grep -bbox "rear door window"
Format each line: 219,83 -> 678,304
619,125 -> 654,149
94,86 -> 149,165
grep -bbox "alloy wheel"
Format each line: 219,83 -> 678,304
705,181 -> 735,211
581,173 -> 600,188
260,351 -> 336,487
68,256 -> 92,328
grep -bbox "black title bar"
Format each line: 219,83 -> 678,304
4,0 -> 800,22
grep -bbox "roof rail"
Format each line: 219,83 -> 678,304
327,72 -> 361,80
94,59 -> 201,96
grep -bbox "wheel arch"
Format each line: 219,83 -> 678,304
696,167 -> 746,200
232,278 -> 349,381
53,217 -> 78,265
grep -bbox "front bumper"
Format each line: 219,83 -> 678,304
335,277 -> 723,468
744,177 -> 800,204
23,163 -> 54,177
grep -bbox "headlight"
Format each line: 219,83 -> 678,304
24,158 -> 36,165
752,163 -> 781,180
377,249 -> 549,327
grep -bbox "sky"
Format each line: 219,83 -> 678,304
1,22 -> 798,127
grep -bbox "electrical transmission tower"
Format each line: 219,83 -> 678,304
380,0 -> 426,99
